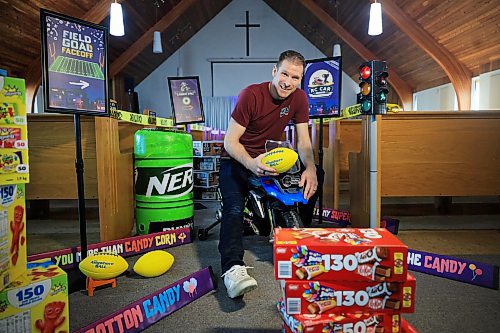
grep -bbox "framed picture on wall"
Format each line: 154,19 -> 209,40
303,56 -> 342,118
168,76 -> 205,125
40,9 -> 109,116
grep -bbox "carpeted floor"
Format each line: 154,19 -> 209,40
25,199 -> 500,332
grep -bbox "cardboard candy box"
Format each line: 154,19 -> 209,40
278,299 -> 402,333
281,273 -> 415,315
274,228 -> 408,282
0,184 -> 26,291
0,77 -> 29,185
0,260 -> 69,333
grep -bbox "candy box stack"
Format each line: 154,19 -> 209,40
0,260 -> 69,333
274,228 -> 416,332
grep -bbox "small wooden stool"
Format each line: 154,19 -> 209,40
86,277 -> 116,296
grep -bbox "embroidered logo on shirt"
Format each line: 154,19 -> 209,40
280,106 -> 290,117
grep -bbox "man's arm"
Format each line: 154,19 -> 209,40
224,117 -> 277,176
295,122 -> 318,199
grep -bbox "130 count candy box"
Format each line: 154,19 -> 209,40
281,273 -> 415,315
274,228 -> 408,282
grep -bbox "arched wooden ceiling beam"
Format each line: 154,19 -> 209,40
379,0 -> 472,110
110,0 -> 196,76
300,0 -> 413,110
25,0 -> 124,113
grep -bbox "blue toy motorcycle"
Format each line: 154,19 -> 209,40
197,141 -> 307,241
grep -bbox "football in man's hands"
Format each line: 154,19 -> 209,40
79,253 -> 129,280
261,147 -> 298,173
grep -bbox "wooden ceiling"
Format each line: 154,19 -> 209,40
1,0 -> 499,111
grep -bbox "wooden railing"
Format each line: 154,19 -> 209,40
348,112 -> 500,226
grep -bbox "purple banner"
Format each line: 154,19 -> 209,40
75,267 -> 216,333
313,207 -> 351,227
380,216 -> 400,235
27,228 -> 191,270
408,249 -> 499,290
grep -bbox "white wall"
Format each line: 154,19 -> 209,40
136,0 -> 357,119
479,69 -> 500,110
413,83 -> 457,111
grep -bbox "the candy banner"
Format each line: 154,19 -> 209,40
27,228 -> 191,270
407,249 -> 499,290
75,267 -> 216,333
313,207 -> 351,227
312,207 -> 399,234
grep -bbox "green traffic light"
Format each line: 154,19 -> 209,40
361,100 -> 371,112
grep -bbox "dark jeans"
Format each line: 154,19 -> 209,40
218,158 -> 324,274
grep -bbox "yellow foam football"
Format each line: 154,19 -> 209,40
133,250 -> 174,278
261,147 -> 298,173
79,253 -> 129,280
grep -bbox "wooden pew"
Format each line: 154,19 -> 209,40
26,114 -> 351,240
27,114 -> 98,200
349,112 -> 500,226
26,115 -> 180,240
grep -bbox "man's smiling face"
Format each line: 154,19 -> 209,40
270,59 -> 304,100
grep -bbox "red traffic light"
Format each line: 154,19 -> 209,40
375,72 -> 388,86
359,65 -> 371,80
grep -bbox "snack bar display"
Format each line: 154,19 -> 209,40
274,228 -> 408,282
281,273 -> 415,315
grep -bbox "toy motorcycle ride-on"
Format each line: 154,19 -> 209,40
197,141 -> 307,241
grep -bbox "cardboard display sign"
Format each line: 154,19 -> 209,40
40,9 -> 109,116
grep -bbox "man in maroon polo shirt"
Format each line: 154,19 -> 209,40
219,50 -> 320,299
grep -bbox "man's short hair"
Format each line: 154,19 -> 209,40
277,50 -> 306,72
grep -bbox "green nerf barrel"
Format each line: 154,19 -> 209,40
134,128 -> 193,235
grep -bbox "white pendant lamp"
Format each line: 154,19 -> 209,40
368,1 -> 383,36
333,43 -> 341,57
110,1 -> 125,36
153,31 -> 163,54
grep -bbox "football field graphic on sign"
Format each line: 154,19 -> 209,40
49,56 -> 104,80
42,11 -> 108,114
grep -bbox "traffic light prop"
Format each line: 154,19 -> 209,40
357,60 -> 389,115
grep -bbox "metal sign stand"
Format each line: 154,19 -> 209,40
73,114 -> 88,260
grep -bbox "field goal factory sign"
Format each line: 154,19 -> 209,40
40,9 -> 109,116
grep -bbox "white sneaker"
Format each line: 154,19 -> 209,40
222,265 -> 258,298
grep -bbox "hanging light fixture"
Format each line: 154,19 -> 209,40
153,31 -> 163,53
152,4 -> 163,54
368,1 -> 383,36
109,1 -> 124,36
333,44 -> 341,57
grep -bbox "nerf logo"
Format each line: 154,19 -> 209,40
146,164 -> 193,197
135,164 -> 193,198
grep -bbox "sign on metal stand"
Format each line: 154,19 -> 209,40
40,9 -> 110,288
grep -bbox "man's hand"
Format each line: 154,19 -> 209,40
249,153 -> 278,177
299,166 -> 318,200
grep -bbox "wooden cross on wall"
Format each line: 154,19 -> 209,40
235,11 -> 260,57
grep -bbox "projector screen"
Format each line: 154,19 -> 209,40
212,61 -> 275,96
